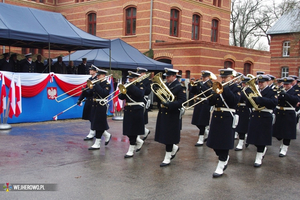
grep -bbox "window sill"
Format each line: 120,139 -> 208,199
168,36 -> 181,40
122,35 -> 137,38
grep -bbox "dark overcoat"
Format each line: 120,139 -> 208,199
142,78 -> 151,125
206,83 -> 241,150
78,76 -> 97,121
21,60 -> 36,72
154,79 -> 186,144
273,87 -> 300,139
191,79 -> 213,126
119,82 -> 145,136
0,59 -> 13,71
246,87 -> 278,146
77,63 -> 90,75
235,87 -> 251,133
89,80 -> 111,130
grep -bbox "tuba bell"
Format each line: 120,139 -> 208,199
242,74 -> 265,111
151,72 -> 175,103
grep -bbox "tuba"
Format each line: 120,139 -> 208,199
151,72 -> 175,103
242,74 -> 265,111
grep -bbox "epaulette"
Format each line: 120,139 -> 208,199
237,85 -> 241,88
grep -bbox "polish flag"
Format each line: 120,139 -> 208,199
15,75 -> 22,117
113,83 -> 123,112
0,73 -> 7,114
8,75 -> 16,118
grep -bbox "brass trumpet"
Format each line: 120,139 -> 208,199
182,74 -> 243,110
55,74 -> 112,103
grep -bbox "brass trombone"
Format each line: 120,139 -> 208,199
55,74 -> 112,103
182,74 -> 243,110
98,73 -> 150,106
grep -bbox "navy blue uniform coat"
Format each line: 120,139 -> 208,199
246,87 -> 278,146
206,83 -> 241,150
191,80 -> 212,126
89,80 -> 111,130
273,87 -> 300,139
119,82 -> 145,136
78,76 -> 97,121
155,79 -> 186,145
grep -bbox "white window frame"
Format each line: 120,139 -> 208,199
282,41 -> 290,57
281,66 -> 289,77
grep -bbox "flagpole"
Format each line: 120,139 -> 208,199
0,98 -> 11,130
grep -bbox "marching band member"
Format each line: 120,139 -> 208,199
88,69 -> 112,150
119,71 -> 145,158
245,75 -> 278,167
191,70 -> 214,146
273,77 -> 300,157
77,65 -> 98,140
206,68 -> 241,178
136,67 -> 152,141
267,74 -> 276,89
154,68 -> 186,167
235,76 -> 251,151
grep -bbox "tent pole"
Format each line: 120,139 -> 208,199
48,42 -> 51,72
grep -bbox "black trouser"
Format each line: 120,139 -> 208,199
196,125 -> 205,136
276,138 -> 291,146
128,135 -> 137,145
95,130 -> 104,139
166,144 -> 173,152
213,149 -> 229,161
238,132 -> 246,140
255,145 -> 266,153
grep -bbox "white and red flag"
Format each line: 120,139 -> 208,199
0,73 -> 7,114
113,82 -> 123,112
15,75 -> 22,117
8,75 -> 16,118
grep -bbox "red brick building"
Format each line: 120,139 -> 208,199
0,0 -> 270,78
267,10 -> 300,78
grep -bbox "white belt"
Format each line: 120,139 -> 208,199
238,103 -> 246,106
276,106 -> 295,111
252,108 -> 273,113
93,98 -> 104,102
145,96 -> 149,98
214,107 -> 235,113
126,102 -> 145,107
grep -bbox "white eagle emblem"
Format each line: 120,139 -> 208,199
47,87 -> 57,99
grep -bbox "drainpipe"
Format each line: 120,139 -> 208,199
149,0 -> 153,50
2,0 -> 5,54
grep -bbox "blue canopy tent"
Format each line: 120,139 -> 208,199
57,39 -> 172,71
0,3 -> 110,51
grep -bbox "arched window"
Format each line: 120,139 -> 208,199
125,7 -> 136,35
211,19 -> 218,42
170,9 -> 179,37
243,63 -> 252,75
192,14 -> 200,40
224,60 -> 234,69
88,13 -> 96,35
281,66 -> 289,77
